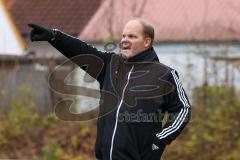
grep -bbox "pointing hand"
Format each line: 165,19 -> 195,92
28,24 -> 56,42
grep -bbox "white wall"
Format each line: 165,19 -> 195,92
0,1 -> 24,55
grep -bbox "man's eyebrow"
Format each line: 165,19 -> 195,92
122,33 -> 137,38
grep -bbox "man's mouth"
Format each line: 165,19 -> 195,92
119,42 -> 132,50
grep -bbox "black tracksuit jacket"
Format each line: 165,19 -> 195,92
49,31 -> 191,160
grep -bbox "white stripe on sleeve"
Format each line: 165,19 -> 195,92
156,70 -> 190,139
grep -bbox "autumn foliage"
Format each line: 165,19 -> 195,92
0,85 -> 239,159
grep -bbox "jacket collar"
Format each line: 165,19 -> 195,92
126,47 -> 159,63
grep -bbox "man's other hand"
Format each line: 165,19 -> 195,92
28,24 -> 55,42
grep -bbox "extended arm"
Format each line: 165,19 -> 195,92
28,24 -> 113,83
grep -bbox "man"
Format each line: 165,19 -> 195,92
28,19 -> 191,160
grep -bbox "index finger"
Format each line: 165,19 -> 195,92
27,23 -> 39,29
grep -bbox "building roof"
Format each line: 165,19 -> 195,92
6,0 -> 102,36
80,0 -> 240,42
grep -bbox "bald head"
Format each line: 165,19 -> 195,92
120,19 -> 155,59
127,19 -> 155,45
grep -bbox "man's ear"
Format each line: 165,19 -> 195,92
144,37 -> 151,48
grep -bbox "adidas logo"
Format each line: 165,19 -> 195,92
152,143 -> 159,150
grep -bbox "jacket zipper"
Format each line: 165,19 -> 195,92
109,66 -> 134,160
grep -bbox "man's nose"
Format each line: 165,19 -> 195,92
121,38 -> 130,45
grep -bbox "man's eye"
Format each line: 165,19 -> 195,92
129,35 -> 136,38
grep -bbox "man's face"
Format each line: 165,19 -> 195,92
120,20 -> 151,59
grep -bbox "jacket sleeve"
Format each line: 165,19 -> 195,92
155,69 -> 191,147
48,30 -> 113,83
